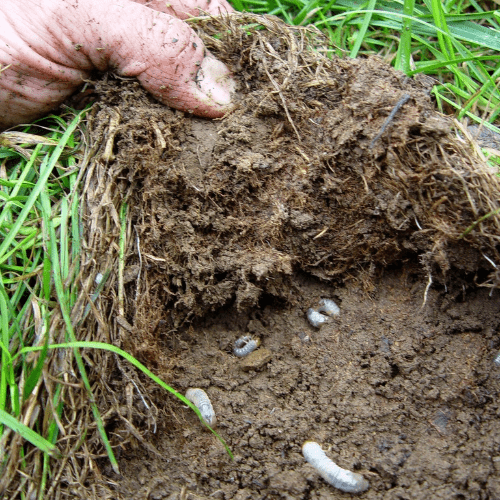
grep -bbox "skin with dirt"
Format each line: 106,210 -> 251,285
71,16 -> 500,500
0,0 -> 234,129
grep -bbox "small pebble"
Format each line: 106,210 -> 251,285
240,348 -> 273,371
298,331 -> 311,343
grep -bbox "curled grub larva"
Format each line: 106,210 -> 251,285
318,299 -> 340,317
302,441 -> 369,494
233,336 -> 260,357
307,298 -> 340,328
185,388 -> 216,427
307,308 -> 329,328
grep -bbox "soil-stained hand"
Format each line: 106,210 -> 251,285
0,0 -> 235,129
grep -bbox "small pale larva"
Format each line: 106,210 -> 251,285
307,299 -> 340,328
185,388 -> 217,427
318,298 -> 340,317
302,441 -> 369,494
307,308 -> 329,328
233,336 -> 260,357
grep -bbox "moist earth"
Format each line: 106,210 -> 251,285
79,17 -> 500,499
106,269 -> 500,500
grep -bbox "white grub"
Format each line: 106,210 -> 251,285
185,388 -> 216,427
302,441 -> 369,494
233,336 -> 260,357
307,308 -> 329,328
317,299 -> 340,317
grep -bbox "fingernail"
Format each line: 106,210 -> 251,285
197,54 -> 235,106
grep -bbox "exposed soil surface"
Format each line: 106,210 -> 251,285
80,15 -> 500,499
111,269 -> 500,500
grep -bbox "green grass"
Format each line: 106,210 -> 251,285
1,0 -> 499,496
0,112 -> 120,494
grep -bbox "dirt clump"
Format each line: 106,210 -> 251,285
87,15 -> 500,334
45,13 -> 500,500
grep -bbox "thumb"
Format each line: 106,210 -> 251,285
146,49 -> 235,118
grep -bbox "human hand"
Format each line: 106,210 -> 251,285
0,0 -> 235,130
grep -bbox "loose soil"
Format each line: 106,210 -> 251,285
112,270 -> 500,500
75,15 -> 500,500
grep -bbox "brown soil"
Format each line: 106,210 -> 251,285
112,270 -> 500,500
71,14 -> 500,500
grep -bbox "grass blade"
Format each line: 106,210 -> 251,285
349,0 -> 377,58
395,0 -> 415,73
17,341 -> 234,460
39,179 -> 120,474
0,408 -> 61,458
0,115 -> 83,265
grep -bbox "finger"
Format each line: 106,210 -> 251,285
131,0 -> 234,20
